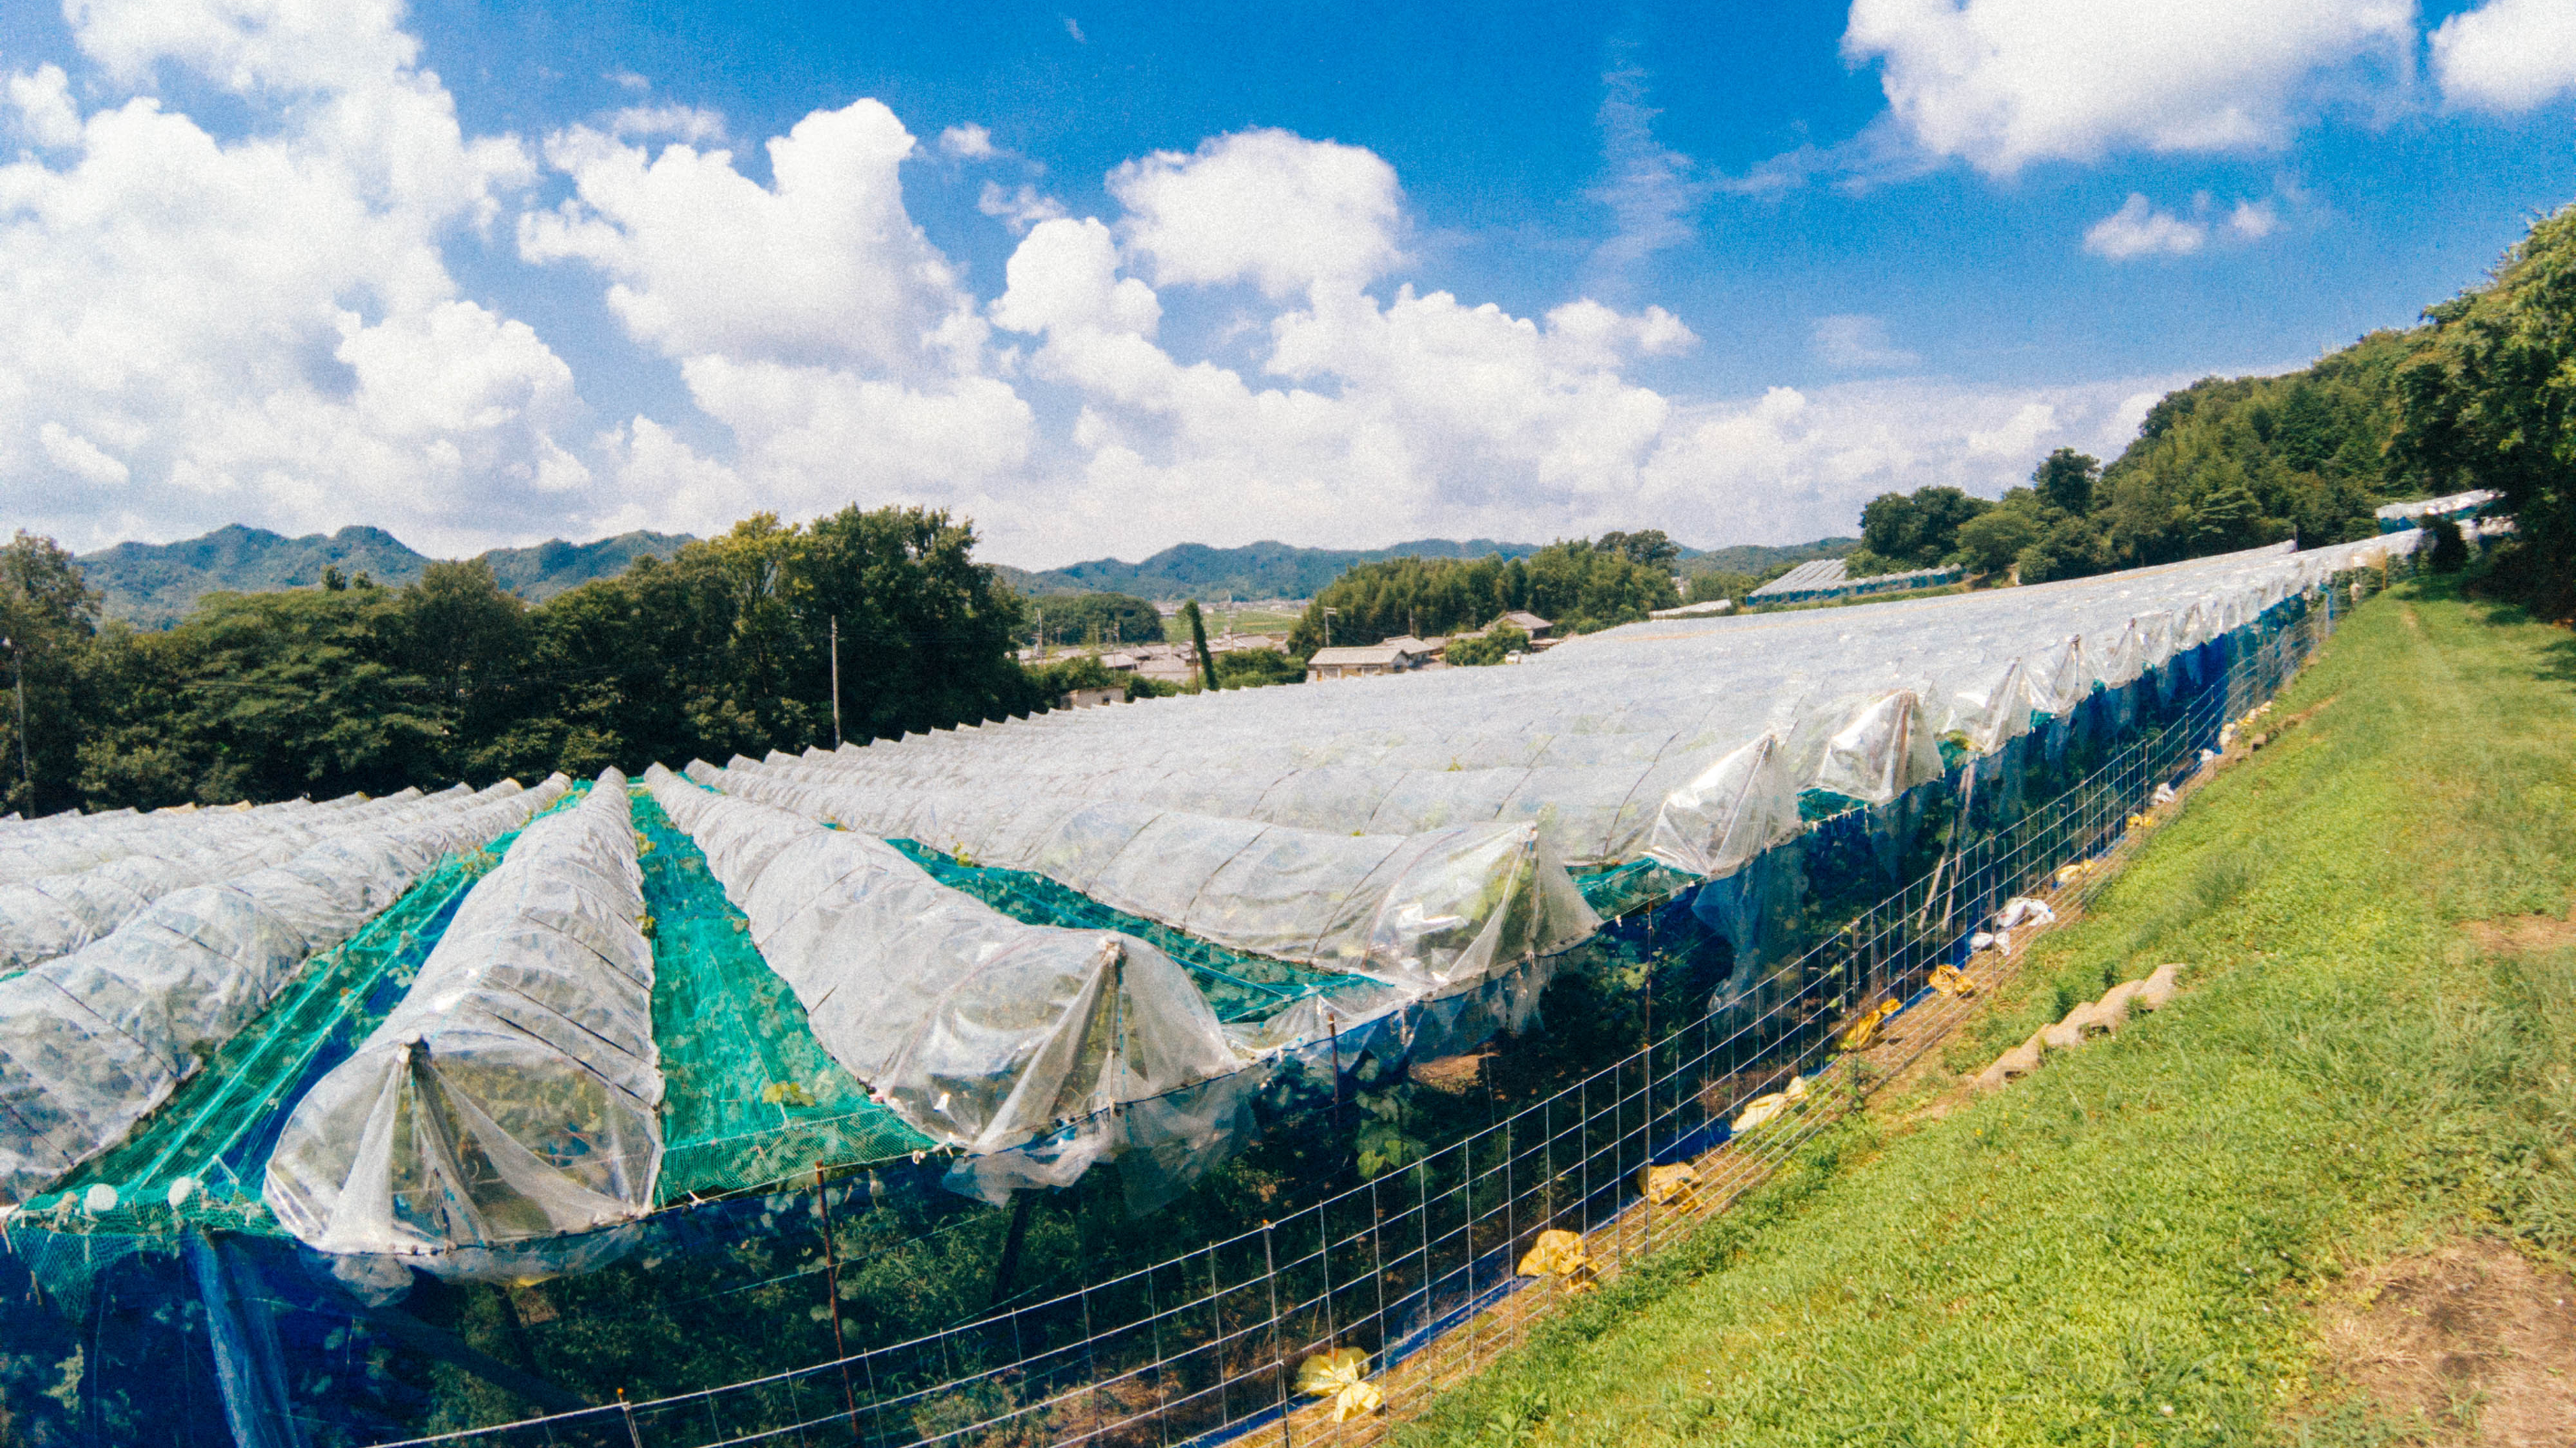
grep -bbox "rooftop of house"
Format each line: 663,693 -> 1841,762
1306,644 -> 1416,667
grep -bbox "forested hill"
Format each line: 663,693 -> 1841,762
1847,329 -> 2468,585
1000,536 -> 1858,601
999,539 -> 1546,600
75,524 -> 696,625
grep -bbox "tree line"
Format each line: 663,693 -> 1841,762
0,508 -> 1051,815
1283,533 -> 1683,653
1845,201 -> 2576,603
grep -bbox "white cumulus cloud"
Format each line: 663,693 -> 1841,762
0,8 -> 2246,582
1843,0 -> 2418,175
6,65 -> 82,149
2084,194 -> 2208,258
1630,375 -> 2181,547
523,100 -> 981,373
524,101 -> 1034,534
2433,0 -> 2576,112
40,423 -> 129,486
939,123 -> 998,158
611,104 -> 725,143
1110,128 -> 1404,298
0,0 -> 585,555
2227,199 -> 2283,239
979,180 -> 1067,235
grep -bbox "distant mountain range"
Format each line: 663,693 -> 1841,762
75,524 -> 1862,624
76,524 -> 696,626
996,536 -> 1860,601
994,538 -> 1546,601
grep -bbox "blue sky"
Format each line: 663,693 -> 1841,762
2,0 -> 2572,567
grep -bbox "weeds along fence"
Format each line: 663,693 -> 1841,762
373,578 -> 2361,1448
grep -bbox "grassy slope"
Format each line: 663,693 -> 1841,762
1402,585 -> 2576,1448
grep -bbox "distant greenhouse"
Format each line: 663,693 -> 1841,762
2374,487 -> 2501,533
1745,555 -> 1960,603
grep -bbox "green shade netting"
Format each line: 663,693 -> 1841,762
636,791 -> 933,1200
25,785 -> 1666,1243
882,836 -> 1382,1023
34,786 -> 597,1237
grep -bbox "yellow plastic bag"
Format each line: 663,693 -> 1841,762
1639,1161 -> 1701,1206
1926,963 -> 1976,998
1295,1347 -> 1383,1421
1517,1228 -> 1591,1279
1838,1000 -> 1902,1052
1731,1074 -> 1808,1133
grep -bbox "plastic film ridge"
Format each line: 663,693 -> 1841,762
639,768 -> 1246,1188
0,777 -> 566,1206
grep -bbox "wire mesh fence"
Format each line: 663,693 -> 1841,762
363,577 -> 2359,1448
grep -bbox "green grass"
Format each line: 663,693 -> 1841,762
1400,584 -> 2576,1448
1164,604 -> 1305,641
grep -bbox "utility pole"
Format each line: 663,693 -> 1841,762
4,636 -> 25,801
828,616 -> 843,749
1322,606 -> 1338,650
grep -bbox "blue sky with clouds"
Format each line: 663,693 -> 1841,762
3,0 -> 2572,567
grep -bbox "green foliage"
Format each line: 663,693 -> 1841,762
1857,314 -> 2451,590
1287,539 -> 1677,654
1446,622 -> 1530,667
1954,506 -> 2040,576
25,506 -> 1042,810
1211,646 -> 1304,689
2033,445 -> 2100,514
0,531 -> 106,814
75,583 -> 446,805
1020,590 -> 1163,648
2424,517 -> 2469,572
2395,200 -> 2576,611
1405,587 -> 2576,1447
1592,528 -> 1682,571
1181,599 -> 1219,689
1855,485 -> 1992,571
1685,569 -> 1755,604
1017,650 -> 1189,702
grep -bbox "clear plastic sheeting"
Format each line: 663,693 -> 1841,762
0,794 -> 363,889
695,762 -> 1600,996
1801,688 -> 1946,806
0,777 -> 566,1205
640,768 -> 1246,1170
0,788 -> 445,974
1642,733 -> 1800,879
766,535 -> 2419,881
266,773 -> 659,1262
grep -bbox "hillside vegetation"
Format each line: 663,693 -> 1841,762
0,510 -> 1034,814
1285,531 -> 1688,651
1002,535 -> 1855,603
74,523 -> 693,625
1849,202 -> 2575,612
1404,583 -> 2576,1447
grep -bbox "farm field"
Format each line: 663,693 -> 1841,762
1164,603 -> 1309,641
1401,583 -> 2576,1448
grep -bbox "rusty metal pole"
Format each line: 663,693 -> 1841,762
816,1165 -> 860,1443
